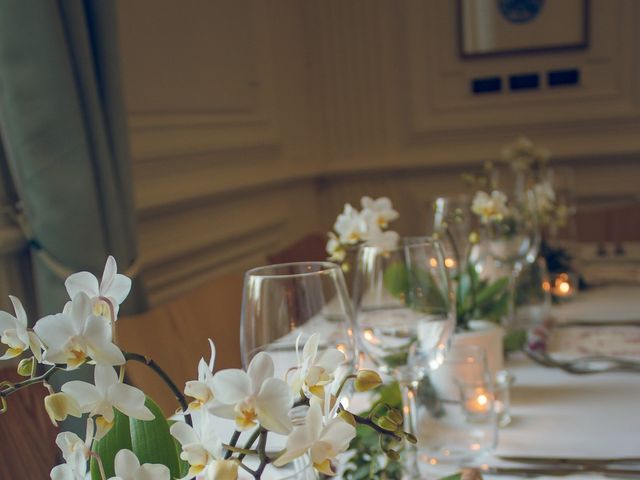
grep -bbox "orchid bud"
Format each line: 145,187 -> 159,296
377,416 -> 399,432
354,370 -> 382,392
338,410 -> 357,428
387,409 -> 403,425
17,357 -> 35,377
44,392 -> 81,426
469,231 -> 480,244
405,432 -> 418,444
385,449 -> 400,461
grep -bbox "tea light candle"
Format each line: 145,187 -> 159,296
552,273 -> 575,297
464,387 -> 492,415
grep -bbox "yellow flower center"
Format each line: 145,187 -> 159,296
235,401 -> 258,430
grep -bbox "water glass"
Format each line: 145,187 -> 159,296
417,344 -> 498,464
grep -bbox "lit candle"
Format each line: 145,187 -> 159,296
552,273 -> 575,297
465,387 -> 491,414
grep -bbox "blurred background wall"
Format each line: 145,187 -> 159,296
1,0 -> 639,307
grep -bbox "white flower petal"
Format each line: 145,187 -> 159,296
136,463 -> 171,480
255,378 -> 293,435
109,383 -> 154,421
211,369 -> 250,404
100,256 -> 118,295
113,448 -> 141,476
50,464 -> 76,480
62,381 -> 101,412
94,365 -> 119,394
170,421 -> 199,447
317,348 -> 346,373
65,273 -> 100,301
83,316 -> 125,366
8,295 -> 27,327
34,314 -> 76,349
70,292 -> 92,331
106,274 -> 132,306
302,334 -> 319,364
0,311 -> 15,333
247,352 -> 273,393
319,417 -> 356,453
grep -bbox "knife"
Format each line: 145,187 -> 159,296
475,465 -> 640,478
498,455 -> 640,466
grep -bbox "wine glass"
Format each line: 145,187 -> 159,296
432,195 -> 475,277
241,261 -> 356,402
352,239 -> 455,477
482,186 -> 539,331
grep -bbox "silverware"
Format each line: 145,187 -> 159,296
474,465 -> 640,478
525,349 -> 640,374
498,455 -> 640,466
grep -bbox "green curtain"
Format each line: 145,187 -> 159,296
0,0 -> 146,316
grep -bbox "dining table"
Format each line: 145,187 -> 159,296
429,284 -> 640,480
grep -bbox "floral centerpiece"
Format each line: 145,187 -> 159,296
0,257 -> 414,480
326,196 -> 400,271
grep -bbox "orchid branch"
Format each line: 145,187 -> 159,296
224,430 -> 241,459
123,352 -> 191,426
0,365 -> 60,399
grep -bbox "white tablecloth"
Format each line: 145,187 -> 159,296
475,285 -> 640,480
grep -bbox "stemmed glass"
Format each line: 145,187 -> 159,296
482,185 -> 539,331
352,239 -> 455,477
241,261 -> 356,390
240,262 -> 357,477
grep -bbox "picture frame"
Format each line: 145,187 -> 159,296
459,0 -> 589,58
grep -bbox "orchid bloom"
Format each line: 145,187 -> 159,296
289,334 -> 346,399
364,228 -> 399,250
170,412 -> 238,480
65,255 -> 132,318
107,449 -> 170,480
0,295 -> 42,361
210,352 -> 293,435
471,190 -> 509,223
334,204 -> 368,245
361,196 -> 398,229
34,292 -> 125,369
184,339 -> 218,413
273,400 -> 356,476
325,232 -> 346,263
533,181 -> 556,213
49,427 -> 92,480
62,365 -> 154,440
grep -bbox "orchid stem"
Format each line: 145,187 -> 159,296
253,429 -> 269,479
123,352 -> 191,426
224,430 -> 241,459
89,452 -> 107,480
0,366 -> 60,399
238,427 -> 261,462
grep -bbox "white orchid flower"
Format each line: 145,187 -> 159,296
107,449 -> 170,480
0,295 -> 42,361
364,228 -> 399,251
62,365 -> 154,440
209,352 -> 293,435
289,334 -> 346,399
360,196 -> 399,229
273,400 -> 356,476
471,190 -> 510,223
334,204 -> 368,245
49,426 -> 92,480
184,339 -> 218,413
65,255 -> 132,319
170,412 -> 238,480
34,292 -> 125,369
325,232 -> 346,263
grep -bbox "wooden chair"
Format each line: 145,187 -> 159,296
117,272 -> 244,415
0,366 -> 58,478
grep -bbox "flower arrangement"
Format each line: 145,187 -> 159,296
326,196 -> 399,270
0,257 -> 413,480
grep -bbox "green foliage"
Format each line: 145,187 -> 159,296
91,397 -> 186,479
503,329 -> 528,354
455,266 -> 509,329
91,410 -> 132,480
382,262 -> 410,298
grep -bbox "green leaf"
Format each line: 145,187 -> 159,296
504,329 -> 528,353
439,474 -> 462,480
475,277 -> 509,308
383,261 -> 410,298
91,410 -> 132,480
129,397 -> 182,478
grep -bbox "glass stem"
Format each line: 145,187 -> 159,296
506,261 -> 523,330
399,378 -> 420,478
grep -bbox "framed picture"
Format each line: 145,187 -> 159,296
459,0 -> 589,58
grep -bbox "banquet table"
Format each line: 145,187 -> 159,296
438,284 -> 640,480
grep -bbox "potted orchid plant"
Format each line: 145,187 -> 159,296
0,257 -> 418,480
